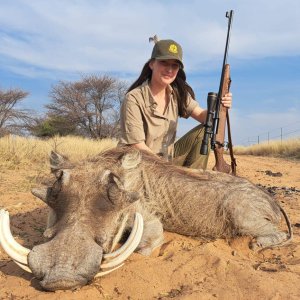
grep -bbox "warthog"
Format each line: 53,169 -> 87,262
0,147 -> 292,291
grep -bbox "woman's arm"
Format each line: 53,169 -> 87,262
190,106 -> 207,123
120,94 -> 146,145
129,142 -> 154,153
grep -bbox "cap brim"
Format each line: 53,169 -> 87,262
155,56 -> 184,68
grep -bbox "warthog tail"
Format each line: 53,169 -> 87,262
278,205 -> 293,246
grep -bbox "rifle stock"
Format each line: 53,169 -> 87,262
212,64 -> 231,173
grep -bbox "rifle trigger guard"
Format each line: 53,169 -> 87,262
215,141 -> 225,147
215,141 -> 230,150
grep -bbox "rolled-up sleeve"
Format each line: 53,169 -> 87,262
184,93 -> 200,118
119,94 -> 145,144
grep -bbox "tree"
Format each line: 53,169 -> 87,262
47,75 -> 127,139
0,88 -> 31,136
30,115 -> 77,138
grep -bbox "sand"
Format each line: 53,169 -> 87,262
0,154 -> 299,299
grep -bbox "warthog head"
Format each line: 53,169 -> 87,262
0,149 -> 144,291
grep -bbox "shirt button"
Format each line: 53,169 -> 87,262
152,103 -> 157,108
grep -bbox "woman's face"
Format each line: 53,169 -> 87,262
149,59 -> 180,87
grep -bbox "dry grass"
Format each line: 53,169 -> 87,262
234,138 -> 300,159
0,135 -> 118,169
1,135 -> 299,169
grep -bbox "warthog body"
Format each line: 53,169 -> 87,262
1,147 -> 292,291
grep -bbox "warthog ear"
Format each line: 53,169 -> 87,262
50,151 -> 72,173
32,169 -> 70,206
31,187 -> 51,203
121,150 -> 141,170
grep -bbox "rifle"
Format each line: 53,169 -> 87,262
200,10 -> 237,175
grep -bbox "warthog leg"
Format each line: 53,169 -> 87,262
250,206 -> 293,250
250,232 -> 288,250
136,216 -> 164,256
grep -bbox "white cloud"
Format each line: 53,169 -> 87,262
0,0 -> 299,78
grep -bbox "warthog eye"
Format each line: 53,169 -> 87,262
43,174 -> 64,206
106,174 -> 141,208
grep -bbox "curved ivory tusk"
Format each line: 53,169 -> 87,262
103,213 -> 143,260
109,213 -> 129,253
94,263 -> 124,278
100,212 -> 143,269
14,260 -> 32,273
0,209 -> 31,270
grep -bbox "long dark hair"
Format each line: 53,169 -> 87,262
127,59 -> 196,118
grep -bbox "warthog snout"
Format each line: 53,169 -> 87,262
28,227 -> 103,291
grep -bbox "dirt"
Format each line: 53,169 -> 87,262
0,154 -> 300,300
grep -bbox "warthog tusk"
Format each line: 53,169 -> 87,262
13,260 -> 33,273
103,213 -> 143,260
98,212 -> 143,271
0,209 -> 32,273
94,263 -> 124,278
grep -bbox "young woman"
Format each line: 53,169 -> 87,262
119,38 -> 232,169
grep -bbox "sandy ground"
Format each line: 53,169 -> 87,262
0,154 -> 300,300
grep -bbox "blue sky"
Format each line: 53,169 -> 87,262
0,0 -> 299,145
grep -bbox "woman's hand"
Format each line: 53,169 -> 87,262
221,92 -> 232,108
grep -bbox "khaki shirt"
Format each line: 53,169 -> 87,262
119,80 -> 199,159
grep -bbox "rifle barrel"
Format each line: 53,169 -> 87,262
211,10 -> 234,149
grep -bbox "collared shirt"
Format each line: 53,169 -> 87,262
119,80 -> 199,159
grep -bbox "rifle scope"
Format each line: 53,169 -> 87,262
200,92 -> 217,155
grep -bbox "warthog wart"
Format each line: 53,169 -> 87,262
0,147 -> 292,291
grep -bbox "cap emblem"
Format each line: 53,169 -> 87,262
168,44 -> 178,54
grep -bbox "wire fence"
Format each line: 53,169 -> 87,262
242,121 -> 300,146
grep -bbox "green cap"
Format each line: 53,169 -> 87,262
151,39 -> 183,68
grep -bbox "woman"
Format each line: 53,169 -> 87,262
119,38 -> 232,170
